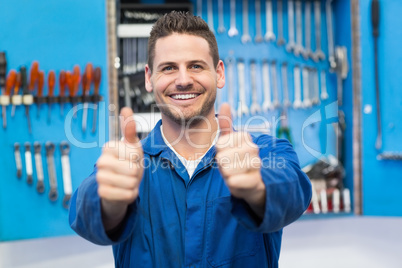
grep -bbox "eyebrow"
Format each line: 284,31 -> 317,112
156,60 -> 209,69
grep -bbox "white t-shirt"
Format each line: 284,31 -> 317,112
160,124 -> 219,179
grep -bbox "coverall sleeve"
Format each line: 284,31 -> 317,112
231,135 -> 312,233
69,166 -> 139,245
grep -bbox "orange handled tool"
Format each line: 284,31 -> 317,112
29,61 -> 39,91
47,71 -> 56,123
36,71 -> 45,118
71,65 -> 80,118
82,63 -> 93,132
92,67 -> 101,133
59,71 -> 66,117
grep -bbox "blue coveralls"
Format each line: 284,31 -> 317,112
69,120 -> 312,268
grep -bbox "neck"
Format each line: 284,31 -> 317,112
161,112 -> 218,160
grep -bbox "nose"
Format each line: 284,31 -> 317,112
175,68 -> 193,89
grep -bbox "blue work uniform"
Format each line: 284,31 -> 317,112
69,120 -> 312,268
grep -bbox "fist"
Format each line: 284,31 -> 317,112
96,107 -> 144,206
215,104 -> 266,214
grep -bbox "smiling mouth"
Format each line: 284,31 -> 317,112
169,93 -> 200,100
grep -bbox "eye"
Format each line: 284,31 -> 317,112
190,64 -> 203,71
163,66 -> 173,71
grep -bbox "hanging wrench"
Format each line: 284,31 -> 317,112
250,60 -> 261,114
286,0 -> 296,52
276,0 -> 286,45
281,63 -> 290,107
237,60 -> 249,116
14,143 -> 22,179
311,68 -> 320,105
302,67 -> 312,108
34,142 -> 45,193
262,60 -> 273,112
293,65 -> 303,109
271,61 -> 280,108
264,0 -> 275,42
225,57 -> 236,113
326,0 -> 336,69
320,70 -> 329,100
24,142 -> 33,185
335,46 -> 348,106
241,0 -> 251,43
46,142 -> 58,201
207,0 -> 215,33
313,0 -> 326,61
302,1 -> 314,59
60,142 -> 73,209
218,0 -> 225,33
255,0 -> 264,43
294,0 -> 304,56
228,0 -> 239,37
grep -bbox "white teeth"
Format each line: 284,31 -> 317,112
171,94 -> 198,100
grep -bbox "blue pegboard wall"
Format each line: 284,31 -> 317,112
360,0 -> 402,216
0,0 -> 108,241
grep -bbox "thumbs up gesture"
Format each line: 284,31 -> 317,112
96,107 -> 144,230
216,104 -> 266,217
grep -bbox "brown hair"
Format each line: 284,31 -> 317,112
147,11 -> 219,72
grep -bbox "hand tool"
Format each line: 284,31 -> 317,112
137,38 -> 147,72
313,0 -> 326,61
335,46 -> 348,106
92,67 -> 101,133
302,1 -> 313,60
320,70 -> 329,100
45,142 -> 58,201
197,0 -> 202,17
21,66 -> 33,133
0,52 -> 7,123
225,57 -> 235,112
294,0 -> 304,56
237,60 -> 249,117
250,60 -> 261,114
276,0 -> 286,45
343,188 -> 351,213
123,76 -> 132,109
11,72 -> 21,117
293,65 -> 303,109
47,71 -> 56,124
311,186 -> 321,214
264,0 -> 275,42
2,70 -> 16,128
262,60 -> 273,112
371,0 -> 381,150
34,142 -> 45,193
217,0 -> 225,33
277,107 -> 292,143
82,63 -> 93,132
255,0 -> 263,43
24,142 -> 33,184
228,0 -> 239,37
320,189 -> 328,214
59,71 -> 67,117
14,143 -> 23,178
302,67 -> 312,108
332,188 -> 340,213
326,0 -> 336,69
28,62 -> 39,117
271,61 -> 280,108
35,71 -> 45,118
286,0 -> 296,52
311,68 -> 320,105
281,63 -> 290,107
60,141 -> 73,209
71,65 -> 81,118
207,0 -> 214,33
241,0 -> 251,43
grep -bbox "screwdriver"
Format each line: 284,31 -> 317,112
36,71 -> 45,118
20,66 -> 33,133
11,72 -> 21,117
0,52 -> 6,121
92,67 -> 101,133
3,70 -> 16,128
59,71 -> 66,117
28,61 -> 39,92
47,71 -> 56,123
82,63 -> 93,132
71,65 -> 81,118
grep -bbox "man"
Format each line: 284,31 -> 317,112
69,11 -> 312,268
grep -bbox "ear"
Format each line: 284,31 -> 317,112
216,60 -> 225,89
145,64 -> 153,93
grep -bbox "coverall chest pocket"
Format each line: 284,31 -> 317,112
206,196 -> 261,267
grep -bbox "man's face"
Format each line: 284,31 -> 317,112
145,33 -> 225,126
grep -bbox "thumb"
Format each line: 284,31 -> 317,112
120,107 -> 138,144
218,103 -> 233,136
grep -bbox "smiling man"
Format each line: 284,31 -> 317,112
69,11 -> 312,268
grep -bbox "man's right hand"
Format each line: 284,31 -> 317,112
96,107 -> 144,231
